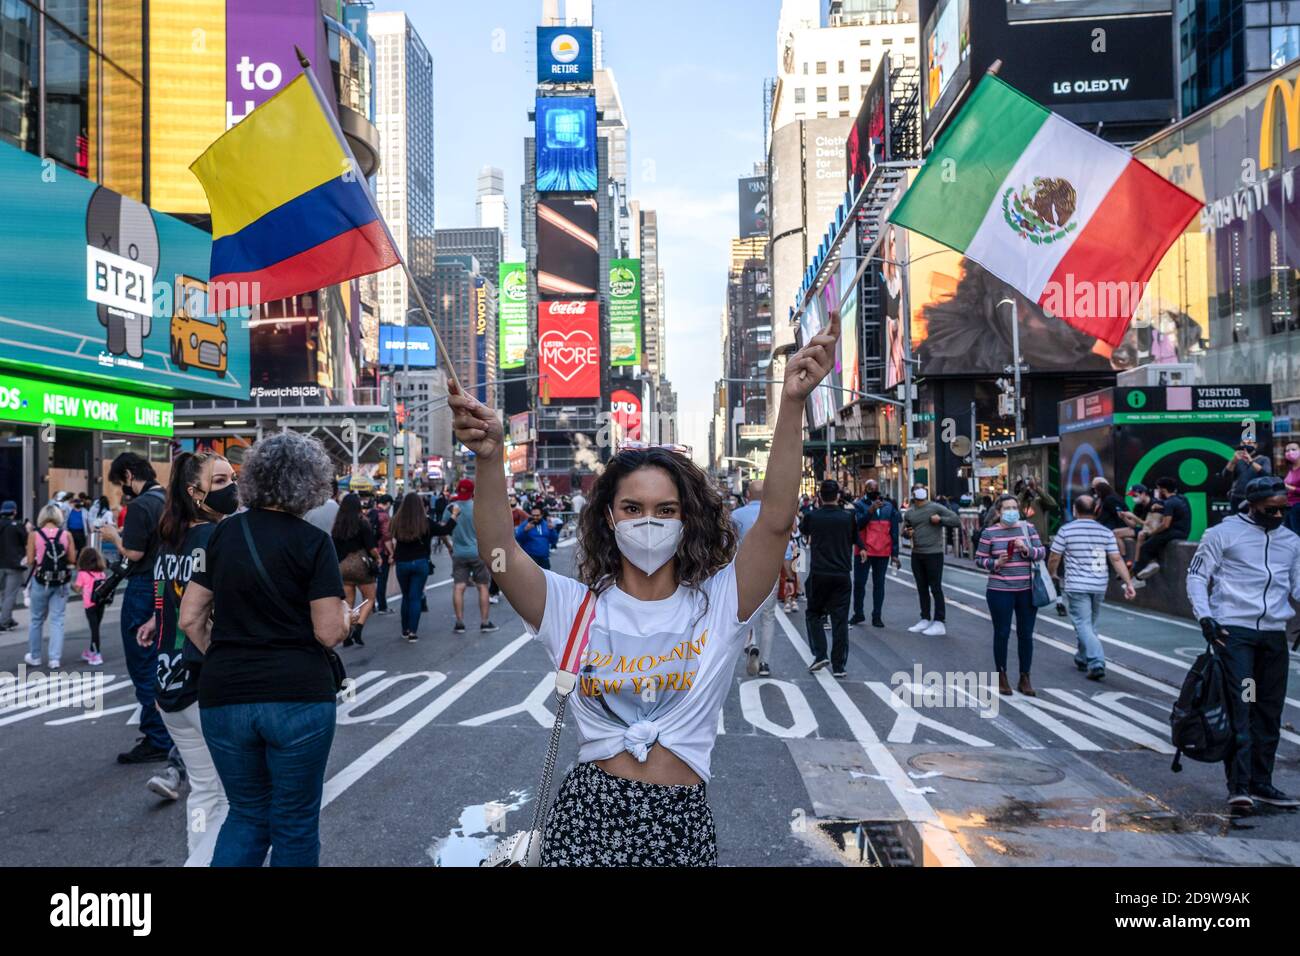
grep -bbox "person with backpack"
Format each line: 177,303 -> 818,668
1186,476 -> 1300,812
23,503 -> 76,668
0,500 -> 26,632
849,479 -> 901,628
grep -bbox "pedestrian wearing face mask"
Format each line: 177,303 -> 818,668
902,485 -> 960,636
799,479 -> 857,676
975,494 -> 1046,696
1187,477 -> 1300,813
1282,441 -> 1300,529
1223,440 -> 1271,514
448,312 -> 840,866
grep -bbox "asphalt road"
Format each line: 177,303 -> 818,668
3,541 -> 1300,867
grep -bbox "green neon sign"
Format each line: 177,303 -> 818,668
0,372 -> 174,437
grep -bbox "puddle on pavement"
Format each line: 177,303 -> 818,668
813,820 -> 917,867
428,790 -> 531,867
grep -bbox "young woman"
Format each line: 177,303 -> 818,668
331,493 -> 380,647
24,504 -> 76,669
1282,441 -> 1300,534
449,313 -> 839,866
975,494 -> 1047,697
389,492 -> 456,642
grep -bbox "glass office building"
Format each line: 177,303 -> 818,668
0,0 -> 144,199
1179,0 -> 1300,115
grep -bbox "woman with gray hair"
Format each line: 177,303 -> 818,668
178,430 -> 357,866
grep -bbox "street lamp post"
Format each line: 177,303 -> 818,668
997,297 -> 1024,443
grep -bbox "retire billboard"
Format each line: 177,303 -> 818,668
537,27 -> 594,84
0,141 -> 249,399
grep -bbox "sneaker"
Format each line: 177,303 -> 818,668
921,621 -> 946,637
22,653 -> 40,667
1249,784 -> 1300,808
489,595 -> 500,604
1227,791 -> 1255,811
453,620 -> 466,633
757,662 -> 771,677
1086,667 -> 1106,682
407,631 -> 419,643
907,619 -> 931,633
0,621 -> 17,631
1074,659 -> 1087,672
147,766 -> 183,801
832,669 -> 847,679
1055,601 -> 1068,617
746,646 -> 760,676
808,657 -> 830,673
871,619 -> 885,628
117,738 -> 170,765
1135,561 -> 1160,581
86,651 -> 103,667
1130,578 -> 1146,590
48,659 -> 60,669
848,614 -> 866,625
480,621 -> 499,633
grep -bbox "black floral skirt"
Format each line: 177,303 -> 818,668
540,761 -> 718,867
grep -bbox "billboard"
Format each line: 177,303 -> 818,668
0,371 -> 175,437
537,198 -> 599,296
0,141 -> 249,400
378,324 -> 437,368
610,388 -> 643,442
474,276 -> 489,403
847,53 -> 889,197
738,176 -> 769,238
921,0 -> 970,143
226,0 -> 333,129
609,258 -> 642,366
838,223 -> 860,404
538,301 -> 600,399
537,27 -> 594,84
535,96 -> 598,192
498,262 -> 529,369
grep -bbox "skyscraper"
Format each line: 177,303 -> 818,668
476,166 -> 510,245
371,11 -> 436,328
1178,0 -> 1300,115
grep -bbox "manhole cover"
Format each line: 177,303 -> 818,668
907,752 -> 1065,785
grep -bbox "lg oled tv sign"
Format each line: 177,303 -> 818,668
538,301 -> 600,399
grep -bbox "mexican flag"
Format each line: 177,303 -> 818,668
889,75 -> 1202,347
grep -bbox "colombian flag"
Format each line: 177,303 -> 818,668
189,68 -> 399,308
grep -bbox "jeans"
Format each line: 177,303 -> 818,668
394,558 -> 431,634
529,552 -> 551,569
202,700 -> 337,867
160,702 -> 229,867
805,573 -> 851,671
27,581 -> 67,663
1134,529 -> 1182,575
0,567 -> 23,626
853,555 -> 890,621
745,586 -> 777,664
375,561 -> 391,611
1065,590 -> 1105,671
987,587 -> 1037,674
911,552 -> 946,622
1219,626 -> 1288,794
121,575 -> 173,751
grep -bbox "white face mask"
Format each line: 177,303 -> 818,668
609,507 -> 683,576
913,488 -> 929,502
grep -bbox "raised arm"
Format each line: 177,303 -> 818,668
447,381 -> 547,630
735,312 -> 839,621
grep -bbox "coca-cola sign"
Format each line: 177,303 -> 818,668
538,301 -> 600,398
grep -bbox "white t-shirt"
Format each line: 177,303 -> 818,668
526,560 -> 756,782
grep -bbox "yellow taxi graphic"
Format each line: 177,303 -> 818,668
170,275 -> 228,377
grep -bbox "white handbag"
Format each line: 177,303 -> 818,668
481,589 -> 597,867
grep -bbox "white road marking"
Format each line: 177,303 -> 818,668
336,672 -> 448,725
0,679 -> 133,726
45,701 -> 139,725
863,681 -> 995,747
321,633 -> 532,808
459,675 -> 555,728
738,678 -> 819,739
774,606 -> 974,868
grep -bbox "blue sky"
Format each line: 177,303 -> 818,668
374,0 -> 782,458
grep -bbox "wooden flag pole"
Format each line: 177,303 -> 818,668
400,259 -> 465,396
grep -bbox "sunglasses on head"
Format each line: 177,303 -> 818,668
616,440 -> 693,457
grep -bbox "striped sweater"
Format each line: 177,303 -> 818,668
975,521 -> 1046,592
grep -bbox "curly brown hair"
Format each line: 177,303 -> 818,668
576,448 -> 737,597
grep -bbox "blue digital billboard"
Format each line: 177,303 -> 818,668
536,96 -> 598,193
378,323 -> 438,367
537,27 -> 593,83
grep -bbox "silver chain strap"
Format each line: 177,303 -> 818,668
524,689 -> 570,859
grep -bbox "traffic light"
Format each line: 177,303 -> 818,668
540,375 -> 550,406
977,423 -> 990,443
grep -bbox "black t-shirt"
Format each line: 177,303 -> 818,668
193,510 -> 346,708
798,505 -> 857,576
392,521 -> 433,563
121,485 -> 166,576
153,522 -> 216,713
0,517 -> 25,569
1159,493 -> 1191,539
1096,494 -> 1126,531
332,521 -> 376,560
